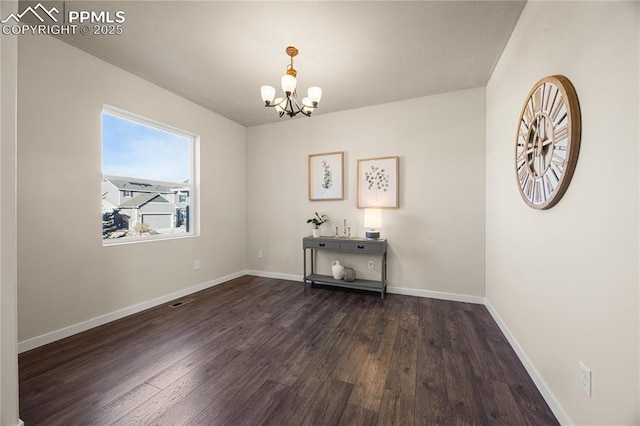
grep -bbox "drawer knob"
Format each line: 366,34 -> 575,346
319,243 -> 325,247
357,245 -> 364,249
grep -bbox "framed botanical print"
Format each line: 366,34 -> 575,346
357,156 -> 399,208
308,151 -> 344,200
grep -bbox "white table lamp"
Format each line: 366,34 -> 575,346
364,208 -> 382,239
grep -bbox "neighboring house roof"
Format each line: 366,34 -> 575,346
119,193 -> 170,209
104,176 -> 180,193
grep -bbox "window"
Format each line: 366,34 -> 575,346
102,106 -> 197,244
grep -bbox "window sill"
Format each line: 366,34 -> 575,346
102,232 -> 198,246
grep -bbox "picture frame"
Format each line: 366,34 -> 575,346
308,151 -> 344,201
357,156 -> 399,208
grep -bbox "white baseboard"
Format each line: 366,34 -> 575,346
246,270 -> 485,305
484,300 -> 572,426
387,285 -> 485,304
245,270 -> 303,282
18,270 -> 246,354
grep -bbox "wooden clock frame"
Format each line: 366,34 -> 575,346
515,75 -> 581,210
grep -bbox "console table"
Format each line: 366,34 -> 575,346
302,236 -> 387,298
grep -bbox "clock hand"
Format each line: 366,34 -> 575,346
533,120 -> 540,145
540,116 -> 552,146
535,119 -> 543,157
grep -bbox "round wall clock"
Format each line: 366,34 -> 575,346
515,75 -> 581,210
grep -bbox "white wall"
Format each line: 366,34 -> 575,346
247,88 -> 486,299
17,35 -> 247,343
1,1 -> 20,424
486,2 -> 639,424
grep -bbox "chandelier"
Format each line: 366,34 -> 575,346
260,46 -> 322,118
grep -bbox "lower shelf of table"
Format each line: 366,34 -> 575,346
303,273 -> 386,298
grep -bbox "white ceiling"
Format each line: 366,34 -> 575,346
50,1 -> 526,127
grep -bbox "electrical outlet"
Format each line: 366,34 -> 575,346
258,250 -> 263,259
194,260 -> 200,270
579,362 -> 592,397
368,260 -> 374,270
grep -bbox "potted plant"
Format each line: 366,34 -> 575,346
307,212 -> 328,238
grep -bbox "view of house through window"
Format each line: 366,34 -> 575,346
102,107 -> 196,243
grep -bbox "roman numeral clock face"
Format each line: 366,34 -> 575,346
515,75 -> 581,209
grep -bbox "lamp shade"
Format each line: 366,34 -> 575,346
364,208 -> 382,239
260,85 -> 275,104
281,74 -> 297,94
307,86 -> 322,104
364,208 -> 382,228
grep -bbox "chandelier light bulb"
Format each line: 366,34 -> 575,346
260,85 -> 276,105
307,87 -> 322,105
281,74 -> 297,95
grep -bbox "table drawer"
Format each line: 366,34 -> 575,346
340,242 -> 383,252
305,240 -> 340,250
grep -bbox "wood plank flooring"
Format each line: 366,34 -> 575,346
19,275 -> 558,425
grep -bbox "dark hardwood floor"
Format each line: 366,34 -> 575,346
19,275 -> 558,425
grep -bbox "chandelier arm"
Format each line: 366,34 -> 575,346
284,95 -> 298,117
292,90 -> 315,116
290,91 -> 305,113
262,95 -> 315,116
261,91 -> 317,117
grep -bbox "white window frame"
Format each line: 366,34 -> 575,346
102,105 -> 199,245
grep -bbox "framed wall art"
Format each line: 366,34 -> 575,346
308,151 -> 344,201
357,156 -> 399,208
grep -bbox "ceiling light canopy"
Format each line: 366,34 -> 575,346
260,46 -> 322,118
